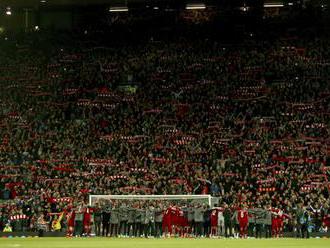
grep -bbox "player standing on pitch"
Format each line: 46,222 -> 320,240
237,204 -> 249,238
83,205 -> 93,236
66,205 -> 75,237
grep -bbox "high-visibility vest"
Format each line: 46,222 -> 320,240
3,226 -> 13,232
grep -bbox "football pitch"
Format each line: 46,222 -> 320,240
1,238 -> 330,248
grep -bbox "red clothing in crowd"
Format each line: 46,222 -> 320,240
323,214 -> 330,227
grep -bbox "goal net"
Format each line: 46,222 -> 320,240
89,194 -> 216,207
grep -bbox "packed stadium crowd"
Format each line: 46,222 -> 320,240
0,32 -> 329,238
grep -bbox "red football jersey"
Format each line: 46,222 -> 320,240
210,209 -> 218,227
67,210 -> 75,227
237,209 -> 248,223
83,207 -> 94,223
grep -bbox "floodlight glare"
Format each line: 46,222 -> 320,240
6,7 -> 12,15
240,6 -> 250,12
186,3 -> 206,10
109,7 -> 129,12
264,3 -> 284,8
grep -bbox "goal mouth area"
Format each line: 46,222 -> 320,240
89,194 -> 214,207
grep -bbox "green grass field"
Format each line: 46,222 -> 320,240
1,238 -> 330,248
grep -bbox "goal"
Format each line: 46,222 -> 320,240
89,194 -> 217,207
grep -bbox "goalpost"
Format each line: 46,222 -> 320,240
89,194 -> 216,207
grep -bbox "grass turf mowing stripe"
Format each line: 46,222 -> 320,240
1,238 -> 330,248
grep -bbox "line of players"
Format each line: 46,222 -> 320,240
160,204 -> 289,239
60,202 -> 290,238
